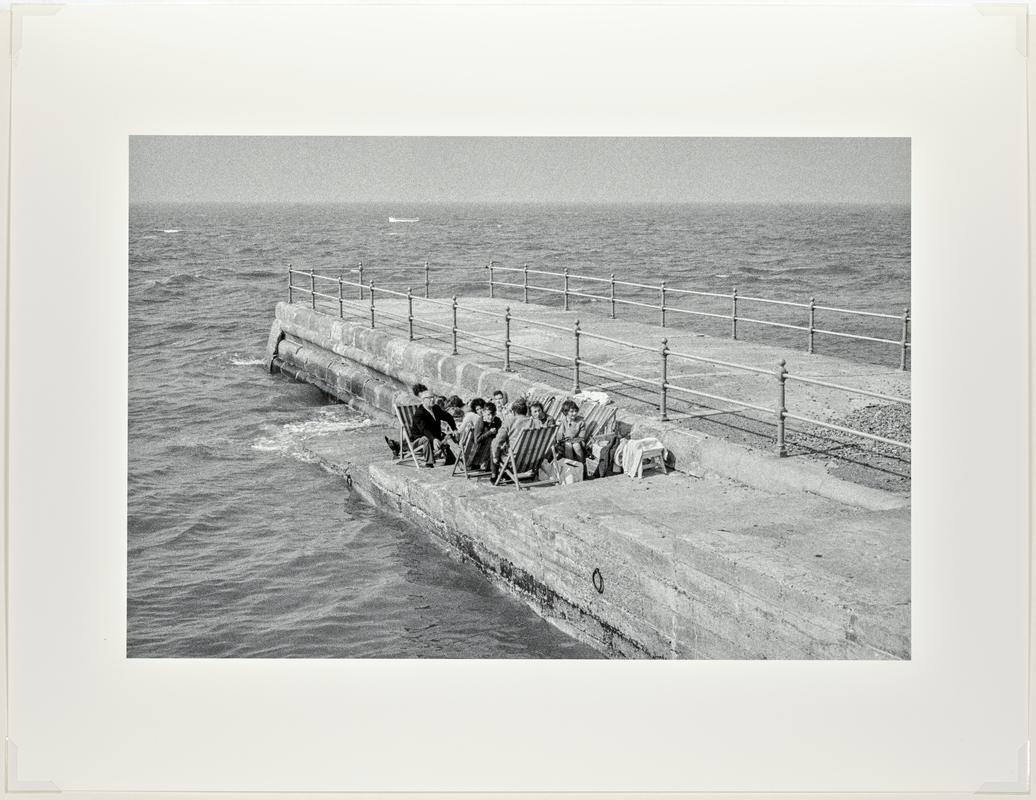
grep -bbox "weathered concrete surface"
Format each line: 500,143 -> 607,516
300,425 -> 910,660
270,301 -> 908,510
270,300 -> 910,658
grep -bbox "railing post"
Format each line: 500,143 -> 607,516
609,273 -> 616,319
563,268 -> 570,312
503,306 -> 512,371
338,275 -> 344,318
489,261 -> 495,299
731,286 -> 738,340
807,296 -> 816,354
288,264 -> 294,304
451,295 -> 459,355
660,280 -> 667,327
572,319 -> 581,392
369,280 -> 375,329
900,308 -> 910,371
358,261 -> 364,301
776,359 -> 788,457
660,338 -> 669,422
407,287 -> 414,341
309,269 -> 316,309
424,261 -> 430,299
523,263 -> 529,304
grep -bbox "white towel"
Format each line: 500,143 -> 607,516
616,437 -> 666,478
573,390 -> 611,405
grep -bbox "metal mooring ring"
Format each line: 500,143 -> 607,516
592,568 -> 604,594
345,473 -> 354,489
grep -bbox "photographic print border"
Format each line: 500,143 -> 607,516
3,2 -> 1031,795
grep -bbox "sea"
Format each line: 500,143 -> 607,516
128,202 -> 910,657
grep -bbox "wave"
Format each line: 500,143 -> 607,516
283,410 -> 377,439
231,355 -> 267,367
167,435 -> 232,457
234,269 -> 277,279
251,408 -> 376,461
161,229 -> 182,233
134,272 -> 219,293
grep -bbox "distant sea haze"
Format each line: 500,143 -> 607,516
127,201 -> 909,657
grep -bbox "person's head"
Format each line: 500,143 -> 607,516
434,395 -> 447,409
492,389 -> 508,407
510,398 -> 529,416
560,399 -> 579,420
469,397 -> 486,414
411,382 -> 428,397
446,395 -> 463,410
483,402 -> 497,420
420,390 -> 435,409
530,401 -> 546,422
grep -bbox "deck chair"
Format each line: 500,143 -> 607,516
393,403 -> 424,468
548,396 -> 570,423
451,427 -> 494,479
493,425 -> 559,491
525,392 -> 556,419
579,400 -> 617,440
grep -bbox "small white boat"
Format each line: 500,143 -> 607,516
388,217 -> 419,223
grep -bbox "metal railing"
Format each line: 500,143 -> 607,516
486,262 -> 911,371
286,266 -> 911,457
287,259 -> 911,370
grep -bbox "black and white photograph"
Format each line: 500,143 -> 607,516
129,136 -> 911,660
8,1 -> 1031,793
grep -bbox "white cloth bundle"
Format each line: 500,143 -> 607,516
614,437 -> 667,478
572,390 -> 611,405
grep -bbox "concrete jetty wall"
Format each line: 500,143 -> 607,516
267,301 -> 910,659
268,300 -> 547,422
268,302 -> 906,511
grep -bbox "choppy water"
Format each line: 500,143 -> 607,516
128,202 -> 909,657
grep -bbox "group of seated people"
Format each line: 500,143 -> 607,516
389,382 -> 590,480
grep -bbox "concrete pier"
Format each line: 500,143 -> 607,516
267,298 -> 910,659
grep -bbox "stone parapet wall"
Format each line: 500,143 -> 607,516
269,303 -> 906,512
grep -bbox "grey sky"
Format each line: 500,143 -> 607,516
129,137 -> 909,204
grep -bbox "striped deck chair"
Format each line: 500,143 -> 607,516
579,400 -> 617,440
393,403 -> 424,468
548,396 -> 571,423
451,427 -> 493,479
493,425 -> 559,491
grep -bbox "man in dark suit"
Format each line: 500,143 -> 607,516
410,389 -> 457,467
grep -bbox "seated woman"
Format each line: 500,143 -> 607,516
472,401 -> 502,472
529,401 -> 555,429
459,397 -> 485,436
554,399 -> 588,462
491,389 -> 511,418
446,395 -> 466,429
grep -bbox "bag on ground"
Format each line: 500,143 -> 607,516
558,458 -> 585,485
590,434 -> 616,478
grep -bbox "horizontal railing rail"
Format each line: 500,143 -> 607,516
289,260 -> 911,370
285,266 -> 911,457
485,261 -> 911,371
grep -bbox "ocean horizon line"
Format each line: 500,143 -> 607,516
130,199 -> 910,208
